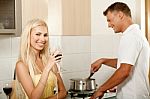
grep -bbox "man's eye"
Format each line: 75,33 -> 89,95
36,33 -> 40,36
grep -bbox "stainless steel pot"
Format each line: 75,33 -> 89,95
69,78 -> 96,91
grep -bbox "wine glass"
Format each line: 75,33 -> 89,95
51,44 -> 67,73
3,81 -> 12,99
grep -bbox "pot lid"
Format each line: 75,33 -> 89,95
70,78 -> 95,81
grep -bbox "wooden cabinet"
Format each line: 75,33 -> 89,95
0,0 -> 48,36
0,0 -> 21,36
145,0 -> 150,82
145,0 -> 150,43
48,0 -> 91,36
22,0 -> 48,29
22,0 -> 91,36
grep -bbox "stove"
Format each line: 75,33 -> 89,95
68,90 -> 95,99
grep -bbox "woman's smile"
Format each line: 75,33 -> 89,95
30,26 -> 48,51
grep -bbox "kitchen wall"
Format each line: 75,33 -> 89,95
0,35 -> 20,98
49,35 -> 91,90
0,0 -> 145,98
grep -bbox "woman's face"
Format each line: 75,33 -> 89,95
30,25 -> 48,52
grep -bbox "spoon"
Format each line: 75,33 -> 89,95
87,72 -> 94,79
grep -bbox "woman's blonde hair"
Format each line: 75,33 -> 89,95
19,19 -> 49,73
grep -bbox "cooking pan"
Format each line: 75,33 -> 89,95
69,78 -> 96,91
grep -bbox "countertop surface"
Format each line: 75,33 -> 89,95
66,92 -> 116,99
0,91 -> 116,99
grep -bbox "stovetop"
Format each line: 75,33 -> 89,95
67,90 -> 116,99
68,90 -> 95,98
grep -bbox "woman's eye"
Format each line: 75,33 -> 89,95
44,34 -> 48,37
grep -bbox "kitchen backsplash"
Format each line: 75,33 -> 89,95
0,35 -> 120,97
0,35 -> 93,98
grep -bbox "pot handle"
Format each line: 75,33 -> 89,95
96,84 -> 98,88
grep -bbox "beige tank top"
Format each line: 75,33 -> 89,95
32,71 -> 57,98
23,63 -> 57,99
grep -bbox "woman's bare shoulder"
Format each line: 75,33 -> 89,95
16,60 -> 24,65
16,60 -> 28,72
15,60 -> 29,81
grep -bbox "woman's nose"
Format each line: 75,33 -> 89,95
40,35 -> 45,41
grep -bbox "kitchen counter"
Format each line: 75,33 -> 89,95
66,92 -> 116,99
103,92 -> 116,99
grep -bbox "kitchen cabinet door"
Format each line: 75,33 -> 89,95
145,0 -> 150,44
22,0 -> 48,29
0,0 -> 21,36
62,0 -> 91,35
145,0 -> 150,82
48,0 -> 91,36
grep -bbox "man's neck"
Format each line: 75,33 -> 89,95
121,17 -> 133,32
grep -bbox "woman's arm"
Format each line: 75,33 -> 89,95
55,72 -> 67,99
16,60 -> 54,99
47,65 -> 67,99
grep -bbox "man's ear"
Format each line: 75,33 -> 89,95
118,11 -> 124,19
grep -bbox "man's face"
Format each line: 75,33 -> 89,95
106,11 -> 122,33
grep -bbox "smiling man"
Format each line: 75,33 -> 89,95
90,2 -> 150,99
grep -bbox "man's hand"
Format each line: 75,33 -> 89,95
91,59 -> 103,72
90,90 -> 104,99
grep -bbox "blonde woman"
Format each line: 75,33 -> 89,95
15,19 -> 67,99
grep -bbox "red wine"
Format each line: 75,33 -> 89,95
55,54 -> 62,60
3,87 -> 12,95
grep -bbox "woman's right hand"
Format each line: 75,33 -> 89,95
46,50 -> 63,72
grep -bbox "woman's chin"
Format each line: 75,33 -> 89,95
35,47 -> 44,51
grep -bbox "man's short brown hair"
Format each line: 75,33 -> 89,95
103,2 -> 131,17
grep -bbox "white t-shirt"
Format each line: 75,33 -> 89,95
116,24 -> 150,99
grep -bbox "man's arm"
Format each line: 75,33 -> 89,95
91,58 -> 117,73
101,58 -> 118,68
97,63 -> 132,93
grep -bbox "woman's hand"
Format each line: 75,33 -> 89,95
46,50 -> 63,72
